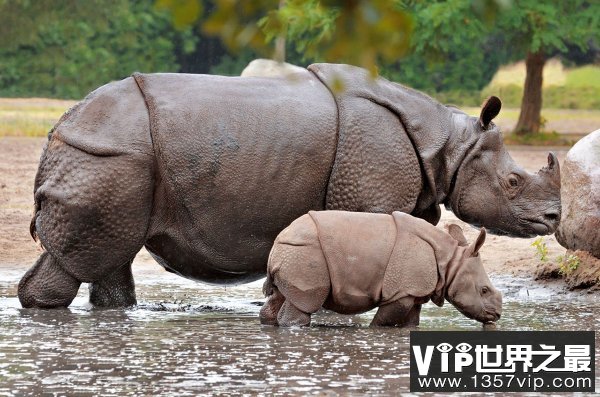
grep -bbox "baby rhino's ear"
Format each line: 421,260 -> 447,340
447,224 -> 468,246
467,227 -> 486,257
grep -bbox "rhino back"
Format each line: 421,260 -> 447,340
136,73 -> 338,283
51,76 -> 153,156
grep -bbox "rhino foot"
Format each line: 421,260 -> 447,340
277,300 -> 311,327
89,260 -> 137,308
18,252 -> 81,308
259,288 -> 285,325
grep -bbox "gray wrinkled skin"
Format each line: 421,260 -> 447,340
19,64 -> 560,308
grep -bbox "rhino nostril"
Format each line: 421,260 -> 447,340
544,211 -> 560,223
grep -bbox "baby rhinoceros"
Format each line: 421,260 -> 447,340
260,210 -> 502,327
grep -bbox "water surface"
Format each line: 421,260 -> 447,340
1,265 -> 599,395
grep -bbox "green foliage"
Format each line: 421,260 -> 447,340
258,0 -> 338,61
209,49 -> 258,76
494,1 -> 599,58
1,0 -> 598,103
557,254 -> 581,275
380,1 -> 512,93
156,0 -> 203,29
429,89 -> 483,107
160,0 -> 413,73
0,0 -> 196,99
531,238 -> 548,263
532,239 -> 581,276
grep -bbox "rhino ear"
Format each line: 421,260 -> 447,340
479,96 -> 502,129
468,227 -> 487,257
447,224 -> 468,246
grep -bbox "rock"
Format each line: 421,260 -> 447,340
555,129 -> 600,258
562,250 -> 600,291
241,58 -> 308,78
534,261 -> 561,280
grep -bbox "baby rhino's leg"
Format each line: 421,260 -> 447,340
370,297 -> 415,327
277,300 -> 311,327
260,288 -> 285,325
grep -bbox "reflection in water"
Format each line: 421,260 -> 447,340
1,269 -> 599,395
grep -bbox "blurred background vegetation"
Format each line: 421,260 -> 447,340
0,0 -> 598,138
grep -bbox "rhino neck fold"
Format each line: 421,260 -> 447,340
308,63 -> 480,224
402,107 -> 481,218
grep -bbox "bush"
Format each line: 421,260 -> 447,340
429,90 -> 481,107
543,86 -> 600,109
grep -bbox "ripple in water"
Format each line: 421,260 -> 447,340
1,270 -> 599,395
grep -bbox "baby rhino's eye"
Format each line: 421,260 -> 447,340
481,286 -> 489,295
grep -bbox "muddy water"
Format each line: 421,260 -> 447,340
1,265 -> 599,395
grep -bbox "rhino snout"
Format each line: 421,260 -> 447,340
543,208 -> 561,231
524,206 -> 561,235
484,308 -> 501,322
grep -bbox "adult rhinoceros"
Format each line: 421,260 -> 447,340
19,63 -> 560,309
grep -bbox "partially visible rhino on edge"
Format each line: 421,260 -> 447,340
19,63 -> 560,309
260,210 -> 502,327
241,58 -> 308,78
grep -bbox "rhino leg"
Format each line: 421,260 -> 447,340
400,304 -> 421,327
25,132 -> 153,308
89,260 -> 136,308
259,287 -> 285,325
18,252 -> 81,308
277,300 -> 311,327
370,297 -> 415,327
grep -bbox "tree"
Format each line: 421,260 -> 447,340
494,1 -> 599,134
158,0 -> 413,73
0,0 -> 196,98
381,0 -> 511,94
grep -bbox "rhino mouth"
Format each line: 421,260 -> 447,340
524,217 -> 556,235
484,217 -> 556,238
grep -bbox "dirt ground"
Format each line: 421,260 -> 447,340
0,137 -> 569,281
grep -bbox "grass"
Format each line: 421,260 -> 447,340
462,107 -> 600,136
564,65 -> 600,88
502,131 -> 579,146
0,98 -> 76,137
480,59 -> 600,110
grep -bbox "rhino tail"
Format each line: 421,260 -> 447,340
30,199 -> 40,242
30,131 -> 54,243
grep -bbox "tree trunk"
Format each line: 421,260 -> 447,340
273,0 -> 286,62
514,51 -> 546,135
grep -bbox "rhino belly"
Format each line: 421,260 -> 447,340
138,72 -> 338,284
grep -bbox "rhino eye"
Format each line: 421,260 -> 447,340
482,286 -> 490,295
508,175 -> 519,187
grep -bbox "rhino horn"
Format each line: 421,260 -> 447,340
538,152 -> 560,184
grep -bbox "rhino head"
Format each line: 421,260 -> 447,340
445,225 -> 502,324
446,97 -> 561,237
